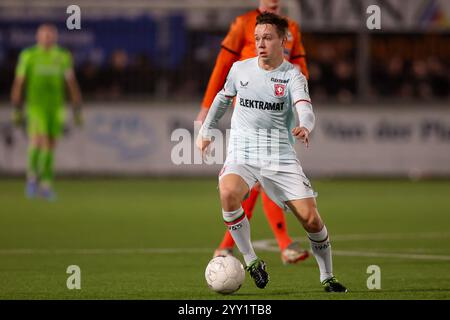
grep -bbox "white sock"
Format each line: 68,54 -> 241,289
223,207 -> 257,266
308,225 -> 333,283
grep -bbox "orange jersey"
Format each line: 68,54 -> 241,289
201,9 -> 308,108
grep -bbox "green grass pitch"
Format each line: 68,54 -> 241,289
0,178 -> 449,299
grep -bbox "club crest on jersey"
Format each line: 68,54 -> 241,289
274,84 -> 286,97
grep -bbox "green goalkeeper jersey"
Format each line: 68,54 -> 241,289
15,45 -> 73,110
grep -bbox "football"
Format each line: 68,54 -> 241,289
205,255 -> 245,294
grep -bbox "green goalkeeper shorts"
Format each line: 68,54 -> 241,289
27,106 -> 66,138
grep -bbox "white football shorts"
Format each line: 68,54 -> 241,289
218,159 -> 317,210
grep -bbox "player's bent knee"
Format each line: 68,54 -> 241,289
220,188 -> 242,209
305,207 -> 324,232
290,201 -> 323,232
219,174 -> 249,209
304,215 -> 323,233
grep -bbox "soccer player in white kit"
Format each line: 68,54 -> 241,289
197,12 -> 347,292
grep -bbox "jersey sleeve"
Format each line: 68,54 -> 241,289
221,15 -> 246,54
15,49 -> 31,78
289,23 -> 309,80
221,63 -> 238,97
289,69 -> 311,104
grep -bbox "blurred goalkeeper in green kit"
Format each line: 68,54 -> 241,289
11,24 -> 83,200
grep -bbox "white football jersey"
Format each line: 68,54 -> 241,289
222,57 -> 311,164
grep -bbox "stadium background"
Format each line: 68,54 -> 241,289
0,0 -> 449,300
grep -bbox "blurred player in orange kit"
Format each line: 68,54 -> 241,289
197,0 -> 310,264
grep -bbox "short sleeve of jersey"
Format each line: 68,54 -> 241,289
15,49 -> 31,77
221,63 -> 238,97
221,16 -> 245,54
289,70 -> 311,103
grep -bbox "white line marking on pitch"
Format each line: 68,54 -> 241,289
0,233 -> 449,261
333,250 -> 450,261
0,248 -> 212,255
252,232 -> 450,261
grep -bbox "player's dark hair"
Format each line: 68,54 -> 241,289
256,12 -> 289,39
